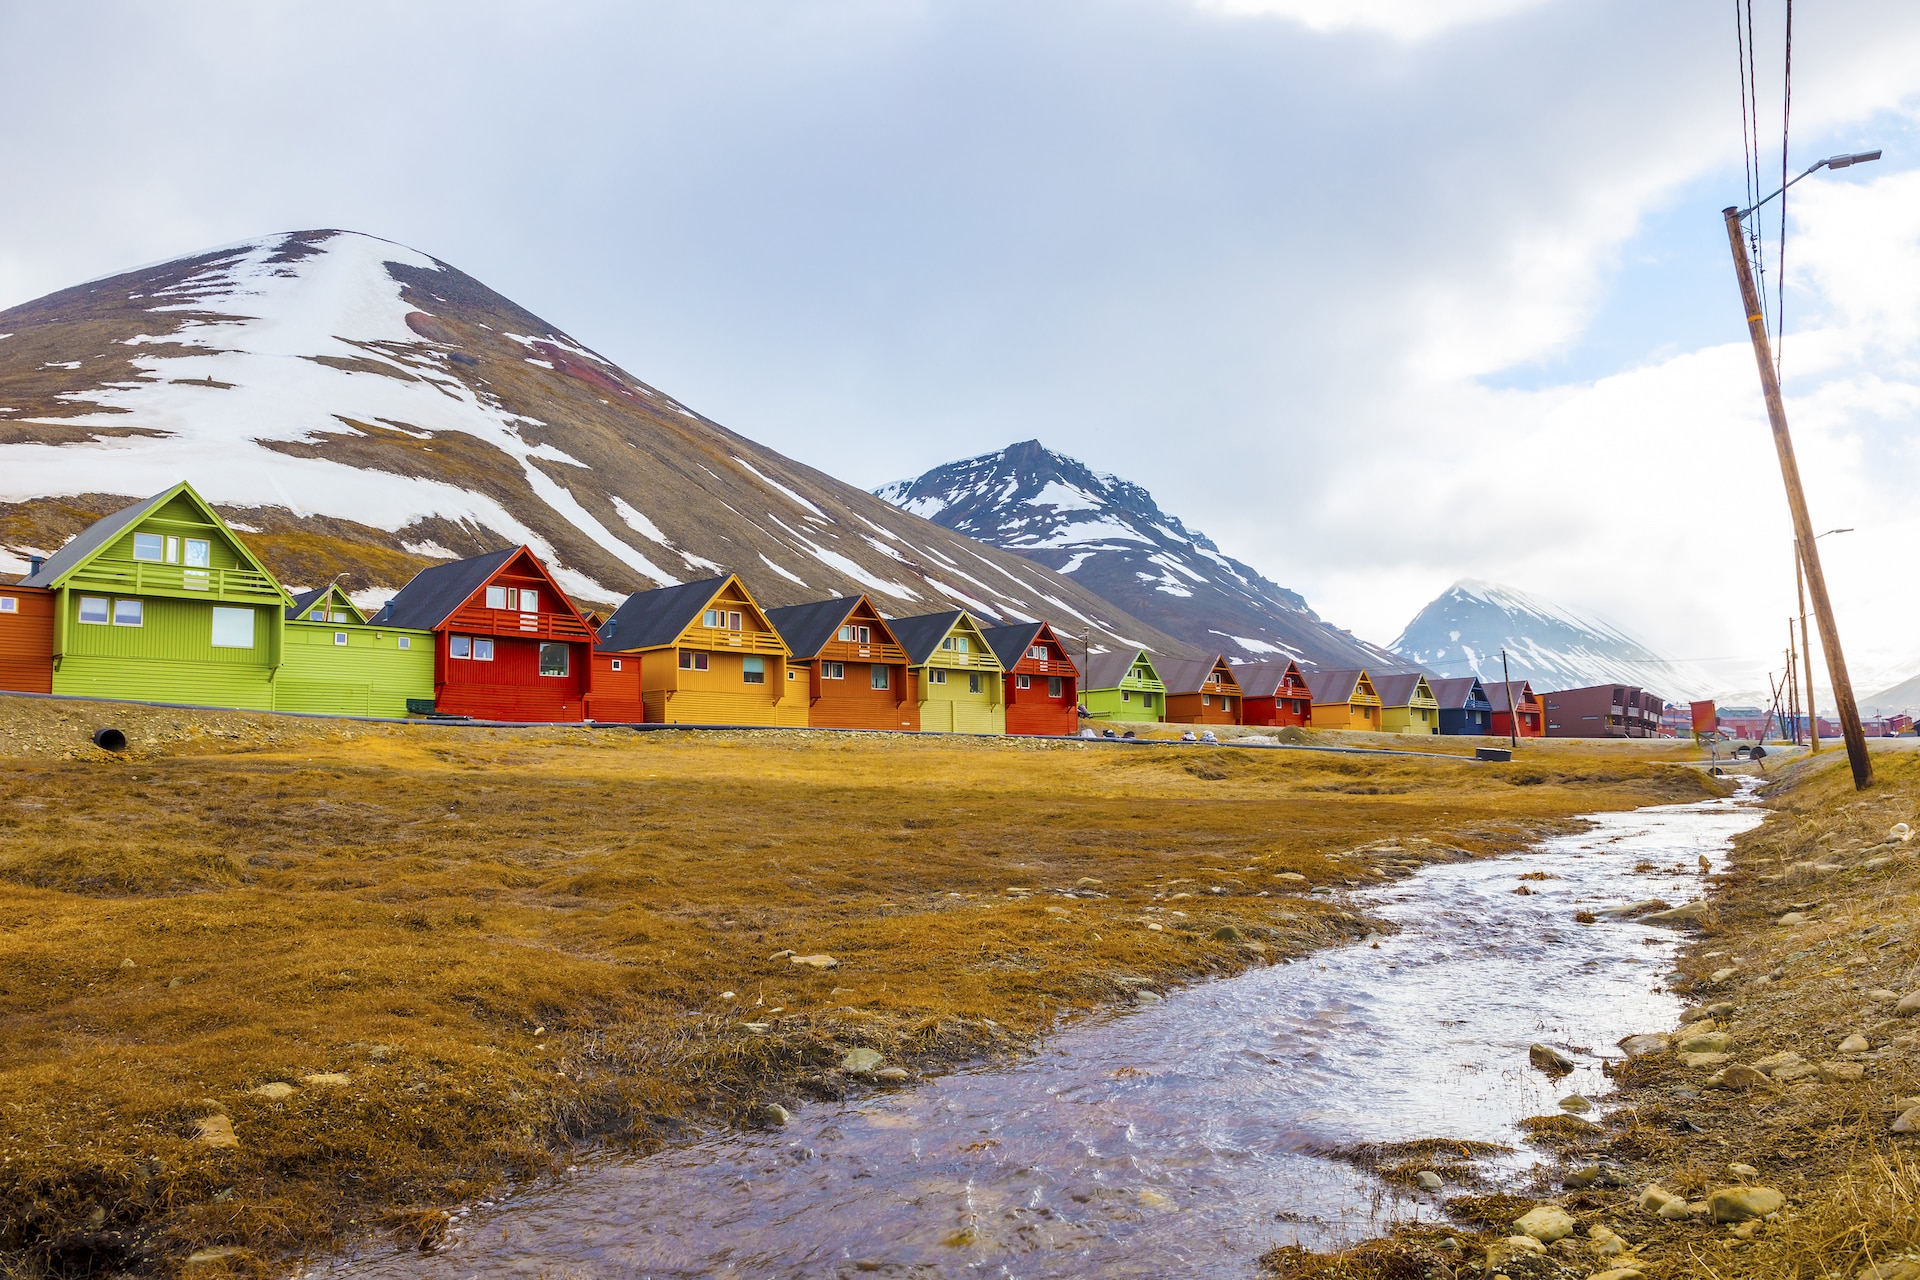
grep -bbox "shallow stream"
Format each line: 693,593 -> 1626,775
324,787 -> 1762,1279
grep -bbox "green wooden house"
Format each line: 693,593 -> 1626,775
888,609 -> 1007,734
278,580 -> 435,717
1077,647 -> 1167,721
21,482 -> 294,710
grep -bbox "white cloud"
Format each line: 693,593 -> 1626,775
1191,0 -> 1549,41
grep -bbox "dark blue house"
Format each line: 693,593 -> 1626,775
1430,675 -> 1493,736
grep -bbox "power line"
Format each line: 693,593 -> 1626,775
1776,0 -> 1793,378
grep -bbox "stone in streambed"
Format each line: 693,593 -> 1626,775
1640,901 -> 1712,926
1416,1170 -> 1443,1190
1618,1033 -> 1669,1057
250,1082 -> 296,1100
1857,1260 -> 1920,1280
1707,1185 -> 1785,1222
1677,1030 -> 1731,1054
840,1048 -> 883,1073
1596,899 -> 1669,918
1704,1064 -> 1770,1091
1819,1061 -> 1865,1083
1680,1051 -> 1733,1068
1752,1050 -> 1805,1076
791,954 -> 839,969
1558,1094 -> 1593,1112
1512,1204 -> 1574,1243
1893,1106 -> 1920,1133
1529,1043 -> 1575,1073
1895,992 -> 1920,1016
193,1115 -> 238,1148
1837,1033 -> 1870,1054
1587,1224 -> 1631,1257
756,1102 -> 792,1127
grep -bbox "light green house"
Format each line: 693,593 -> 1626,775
1077,647 -> 1167,721
278,581 -> 435,718
889,609 -> 1007,734
22,482 -> 293,710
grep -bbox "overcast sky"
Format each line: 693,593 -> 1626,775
4,0 -> 1919,699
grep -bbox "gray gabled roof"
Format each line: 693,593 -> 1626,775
1427,676 -> 1490,710
765,596 -> 866,661
979,621 -> 1044,671
1482,679 -> 1536,709
1233,659 -> 1307,699
597,576 -> 730,652
1303,668 -> 1371,704
19,488 -> 175,588
887,609 -> 966,666
1372,672 -> 1434,706
1156,655 -> 1237,696
371,547 -> 521,630
1077,646 -> 1158,691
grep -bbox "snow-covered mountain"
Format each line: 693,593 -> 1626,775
875,440 -> 1401,669
0,230 -> 1186,651
1391,580 -> 1711,697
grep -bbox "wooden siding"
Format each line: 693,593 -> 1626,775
436,632 -> 588,722
801,660 -> 916,731
913,666 -> 1005,734
587,652 -> 644,722
1004,670 -> 1078,736
639,647 -> 807,727
0,586 -> 54,694
51,594 -> 277,709
1166,691 -> 1241,724
1081,685 -> 1163,721
275,622 -> 435,718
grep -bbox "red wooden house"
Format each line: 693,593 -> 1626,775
1236,658 -> 1312,728
0,581 -> 55,694
1485,679 -> 1544,739
371,547 -> 594,722
765,595 -> 916,731
980,620 -> 1080,736
1161,654 -> 1243,725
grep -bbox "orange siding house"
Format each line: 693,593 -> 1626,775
981,620 -> 1080,736
0,582 -> 55,694
765,595 -> 916,731
1237,658 -> 1312,728
1161,654 -> 1243,725
595,574 -> 806,726
1304,668 -> 1384,731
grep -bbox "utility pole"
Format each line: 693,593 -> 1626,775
1723,207 -> 1872,788
1784,632 -> 1799,745
1501,647 -> 1518,750
1795,543 -> 1819,753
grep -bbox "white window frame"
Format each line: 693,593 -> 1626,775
334,631 -> 348,646
609,657 -> 622,672
210,606 -> 254,649
742,656 -> 766,685
679,650 -> 709,671
538,642 -> 569,677
968,673 -> 982,694
450,635 -> 473,659
397,635 -> 411,650
870,665 -> 890,691
1017,674 -> 1031,689
929,668 -> 947,685
486,585 -> 509,610
183,539 -> 211,569
132,533 -> 164,562
0,596 -> 15,614
472,638 -> 495,661
113,598 -> 144,627
823,661 -> 844,680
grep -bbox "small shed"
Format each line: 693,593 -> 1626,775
1303,668 -> 1383,731
594,574 -> 804,726
0,583 -> 55,694
372,546 -> 594,722
1428,676 -> 1493,736
980,619 -> 1079,737
889,609 -> 1006,735
1077,647 -> 1167,721
1484,679 -> 1544,738
277,580 -> 435,718
765,594 -> 915,731
1236,659 -> 1312,728
1374,671 -> 1441,735
20,482 -> 292,710
1161,654 -> 1243,725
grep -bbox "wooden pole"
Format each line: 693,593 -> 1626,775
1501,648 -> 1518,749
1795,544 -> 1819,753
1723,206 -> 1872,788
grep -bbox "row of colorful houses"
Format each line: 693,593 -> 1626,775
0,482 -> 1557,737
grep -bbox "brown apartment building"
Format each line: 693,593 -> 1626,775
1541,683 -> 1668,738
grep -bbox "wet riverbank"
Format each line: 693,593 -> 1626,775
320,789 -> 1761,1279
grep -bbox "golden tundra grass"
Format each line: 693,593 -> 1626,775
0,697 -> 1713,1276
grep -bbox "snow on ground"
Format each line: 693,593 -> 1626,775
1023,479 -> 1103,512
1018,516 -> 1154,549
757,553 -> 809,588
731,456 -> 828,519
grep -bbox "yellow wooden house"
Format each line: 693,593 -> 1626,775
888,609 -> 1006,734
1302,668 -> 1383,731
1373,671 -> 1441,735
593,574 -> 806,726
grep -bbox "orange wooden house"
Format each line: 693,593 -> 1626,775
765,595 -> 915,731
981,620 -> 1080,736
1304,668 -> 1383,731
1161,654 -> 1243,725
371,546 -> 595,722
0,581 -> 55,694
592,574 -> 805,726
1485,678 -> 1544,738
1236,658 -> 1312,728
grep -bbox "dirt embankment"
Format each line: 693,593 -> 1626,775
1265,746 -> 1920,1280
0,696 -> 1714,1277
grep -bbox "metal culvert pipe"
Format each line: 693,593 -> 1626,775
93,727 -> 128,753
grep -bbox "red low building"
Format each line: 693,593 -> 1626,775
981,620 -> 1080,736
0,581 -> 54,694
373,547 -> 594,722
1235,658 -> 1312,728
1484,679 -> 1544,738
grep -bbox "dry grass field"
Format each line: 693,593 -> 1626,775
0,696 -> 1717,1276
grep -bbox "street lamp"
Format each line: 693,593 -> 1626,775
1724,151 -> 1881,789
1795,527 -> 1853,754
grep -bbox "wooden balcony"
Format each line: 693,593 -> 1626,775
68,560 -> 285,604
922,649 -> 1002,673
447,605 -> 594,641
677,625 -> 789,656
821,638 -> 908,665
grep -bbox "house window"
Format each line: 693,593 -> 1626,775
0,596 -> 15,614
679,650 -> 709,671
823,661 -> 844,680
857,625 -> 871,643
79,596 -> 111,625
1121,689 -> 1130,702
838,625 -> 853,642
839,624 -> 872,643
1049,677 -> 1063,698
1202,694 -> 1210,707
520,589 -> 538,613
133,533 -> 164,562
473,638 -> 495,661
743,656 -> 766,684
704,609 -> 722,628
610,658 -> 622,672
871,666 -> 890,690
1017,674 -> 1031,689
184,539 -> 210,568
1142,692 -> 1155,708
398,636 -> 410,650
334,631 -> 348,646
1029,646 -> 1047,661
450,635 -> 472,659
969,673 -> 982,694
539,643 -> 569,677
929,669 -> 947,685
114,599 -> 144,627
728,611 -> 742,631
210,607 -> 253,648
486,586 -> 508,610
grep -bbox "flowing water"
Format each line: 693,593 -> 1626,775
324,786 -> 1762,1279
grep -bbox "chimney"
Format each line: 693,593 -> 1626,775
27,555 -> 44,578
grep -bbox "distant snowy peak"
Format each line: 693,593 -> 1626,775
876,440 -> 1401,670
1392,580 -> 1711,698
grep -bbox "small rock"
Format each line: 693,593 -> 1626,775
1589,1269 -> 1647,1280
740,1022 -> 772,1034
1487,1234 -> 1547,1267
1892,1107 -> 1920,1133
1563,1166 -> 1602,1189
1837,1033 -> 1870,1054
300,1072 -> 350,1087
1136,1188 -> 1173,1210
1777,912 -> 1807,925
1587,1224 -> 1631,1256
791,954 -> 839,969
1728,1163 -> 1759,1179
167,977 -> 184,988
1416,1170 -> 1443,1190
1752,1050 -> 1805,1076
1558,1095 -> 1593,1113
720,991 -> 737,1002
193,1115 -> 238,1148
1135,989 -> 1162,1003
840,1047 -> 884,1073
875,1067 -> 910,1082
1819,1061 -> 1865,1083
1680,1051 -> 1733,1068
1637,1185 -> 1682,1214
1866,988 -> 1901,1002
1145,923 -> 1163,932
1076,877 -> 1103,888
1676,1031 -> 1731,1054
756,1102 -> 792,1127
1618,1033 -> 1670,1057
120,958 -> 136,969
1272,872 -> 1308,882
1705,1065 -> 1770,1091
1596,899 -> 1669,918
1640,901 -> 1712,926
1659,1197 -> 1695,1220
250,1082 -> 296,1100
1212,926 -> 1243,942
1529,1043 -> 1575,1074
1895,992 -> 1920,1016
1857,1259 -> 1920,1280
1709,967 -> 1738,983
185,1248 -> 244,1266
767,949 -> 795,961
1513,1204 -> 1575,1243
1707,1185 -> 1785,1222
